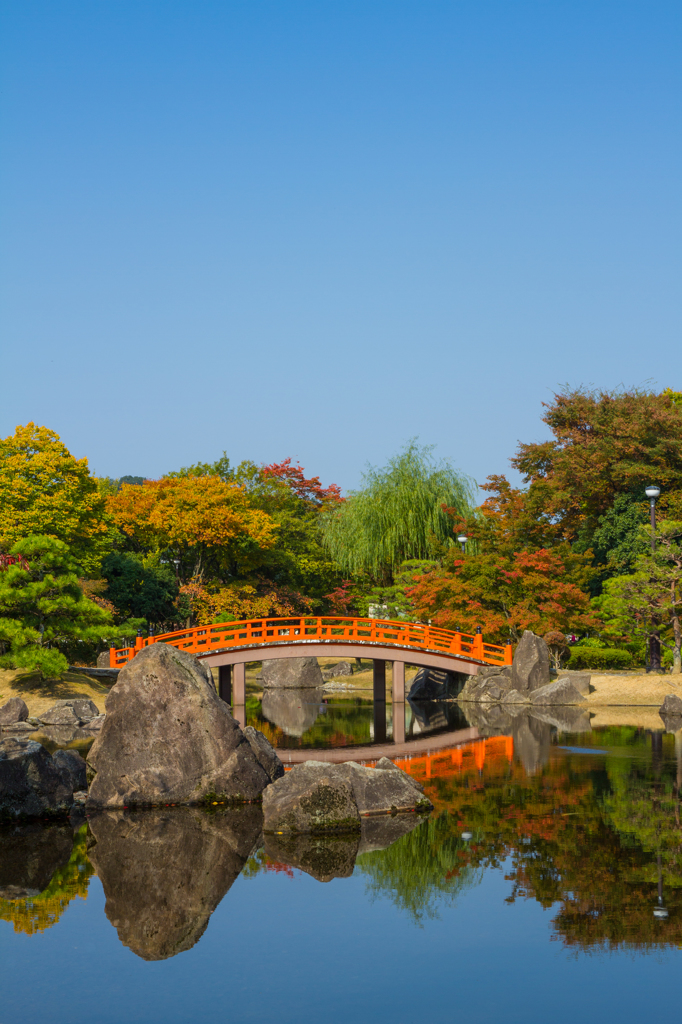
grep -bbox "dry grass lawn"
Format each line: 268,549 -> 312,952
0,668 -> 110,718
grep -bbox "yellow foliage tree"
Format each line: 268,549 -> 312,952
106,475 -> 278,582
0,424 -> 108,572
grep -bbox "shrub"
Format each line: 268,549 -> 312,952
567,647 -> 633,670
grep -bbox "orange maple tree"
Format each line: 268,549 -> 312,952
106,475 -> 277,582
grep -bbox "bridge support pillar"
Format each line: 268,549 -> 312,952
373,660 -> 386,702
218,665 -> 232,704
233,705 -> 246,729
393,703 -> 405,744
233,663 -> 246,706
392,661 -> 405,702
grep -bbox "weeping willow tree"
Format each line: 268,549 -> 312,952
320,442 -> 475,584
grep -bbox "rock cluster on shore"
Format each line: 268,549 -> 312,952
458,631 -> 591,708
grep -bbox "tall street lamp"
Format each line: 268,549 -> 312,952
645,485 -> 661,673
457,534 -> 468,553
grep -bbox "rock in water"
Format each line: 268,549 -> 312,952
242,726 -> 284,782
660,693 -> 682,717
261,657 -> 324,688
511,631 -> 550,694
0,738 -> 74,819
336,758 -> 431,815
52,749 -> 87,791
86,643 -> 269,809
0,698 -> 29,727
88,806 -> 262,960
262,761 -> 361,834
659,693 -> 682,732
529,678 -> 586,705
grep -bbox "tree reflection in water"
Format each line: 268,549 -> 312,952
355,726 -> 682,949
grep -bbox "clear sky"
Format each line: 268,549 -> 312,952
1,1 -> 680,492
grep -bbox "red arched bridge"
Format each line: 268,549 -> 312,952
109,615 -> 511,708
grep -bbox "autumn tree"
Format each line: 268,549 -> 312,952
163,454 -> 345,619
0,536 -> 119,677
106,474 -> 277,584
407,476 -> 596,640
0,424 -> 108,573
511,387 -> 682,548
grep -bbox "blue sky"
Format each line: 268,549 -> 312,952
1,1 -> 680,492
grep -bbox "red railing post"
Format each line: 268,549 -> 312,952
473,627 -> 484,660
504,638 -> 513,665
109,646 -> 116,668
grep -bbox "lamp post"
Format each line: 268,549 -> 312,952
645,486 -> 662,673
457,534 -> 468,554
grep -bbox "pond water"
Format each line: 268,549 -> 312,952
2,697 -> 681,1024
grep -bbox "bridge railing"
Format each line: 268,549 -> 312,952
109,616 -> 512,669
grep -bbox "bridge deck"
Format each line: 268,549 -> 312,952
110,615 -> 512,671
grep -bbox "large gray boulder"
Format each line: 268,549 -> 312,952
530,678 -> 587,706
512,631 -> 550,693
86,643 -> 269,810
261,687 -> 324,737
52,749 -> 87,791
0,738 -> 74,819
0,697 -> 29,727
242,726 -> 284,782
261,657 -> 324,689
39,698 -> 100,727
88,806 -> 262,960
262,761 -> 361,834
336,758 -> 430,815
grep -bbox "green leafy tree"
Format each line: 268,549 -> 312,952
0,535 -> 121,677
320,442 -> 475,585
596,520 -> 682,672
101,552 -> 179,628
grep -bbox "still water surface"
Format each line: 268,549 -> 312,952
1,697 -> 681,1024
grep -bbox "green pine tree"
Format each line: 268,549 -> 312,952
0,535 -> 118,677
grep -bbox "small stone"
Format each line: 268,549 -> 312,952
84,714 -> 106,731
0,698 -> 29,726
